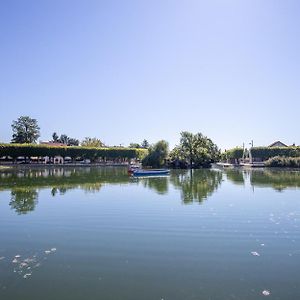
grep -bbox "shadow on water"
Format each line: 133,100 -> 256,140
2,167 -> 300,214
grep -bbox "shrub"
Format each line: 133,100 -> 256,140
265,156 -> 300,168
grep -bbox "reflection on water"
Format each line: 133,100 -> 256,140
225,169 -> 245,186
136,176 -> 169,195
1,166 -> 300,300
9,188 -> 38,214
170,169 -> 223,204
1,167 -> 300,214
224,168 -> 300,191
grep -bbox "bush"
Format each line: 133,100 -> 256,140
265,156 -> 300,168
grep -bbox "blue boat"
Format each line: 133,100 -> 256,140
132,169 -> 170,176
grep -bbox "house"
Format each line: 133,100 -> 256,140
268,141 -> 288,148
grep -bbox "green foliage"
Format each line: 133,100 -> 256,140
52,133 -> 79,146
251,147 -> 300,160
11,116 -> 40,144
265,156 -> 300,168
141,139 -> 149,149
222,147 -> 244,160
171,132 -> 220,168
129,143 -> 141,148
0,144 -> 147,161
81,137 -> 104,148
142,140 -> 169,168
52,132 -> 59,142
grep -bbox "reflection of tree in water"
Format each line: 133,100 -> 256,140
9,188 -> 38,214
250,170 -> 300,191
50,183 -> 103,196
138,177 -> 169,195
224,169 -> 245,185
170,169 -> 223,204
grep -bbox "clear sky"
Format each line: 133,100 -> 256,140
0,0 -> 299,150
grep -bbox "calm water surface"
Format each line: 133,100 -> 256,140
0,167 -> 300,300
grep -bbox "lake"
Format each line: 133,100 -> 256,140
0,166 -> 300,300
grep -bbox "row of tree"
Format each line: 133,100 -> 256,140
10,116 -> 149,148
7,116 -> 221,168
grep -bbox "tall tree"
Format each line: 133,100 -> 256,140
141,139 -> 149,149
11,116 -> 40,143
52,132 -> 59,142
171,131 -> 220,168
81,137 -> 104,147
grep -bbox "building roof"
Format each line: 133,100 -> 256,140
268,141 -> 288,148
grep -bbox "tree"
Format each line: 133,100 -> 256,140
52,132 -> 59,142
141,139 -> 149,149
66,137 -> 79,146
142,140 -> 169,168
171,132 -> 220,168
11,116 -> 40,144
52,133 -> 79,146
129,143 -> 140,148
81,137 -> 104,148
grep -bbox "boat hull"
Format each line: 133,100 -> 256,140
132,169 -> 170,176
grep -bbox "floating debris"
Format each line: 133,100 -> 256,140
260,244 -> 265,247
23,273 -> 32,279
251,251 -> 260,257
33,263 -> 41,268
45,250 -> 51,254
20,262 -> 28,268
262,290 -> 271,296
12,258 -> 18,263
24,258 -> 35,263
50,248 -> 57,252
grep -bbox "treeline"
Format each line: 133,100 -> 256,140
0,144 -> 147,161
224,147 -> 300,160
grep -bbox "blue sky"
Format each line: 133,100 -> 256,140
0,0 -> 299,149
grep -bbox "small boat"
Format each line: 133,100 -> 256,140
132,169 -> 170,176
128,164 -> 141,174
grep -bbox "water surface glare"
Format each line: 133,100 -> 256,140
0,167 -> 300,300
